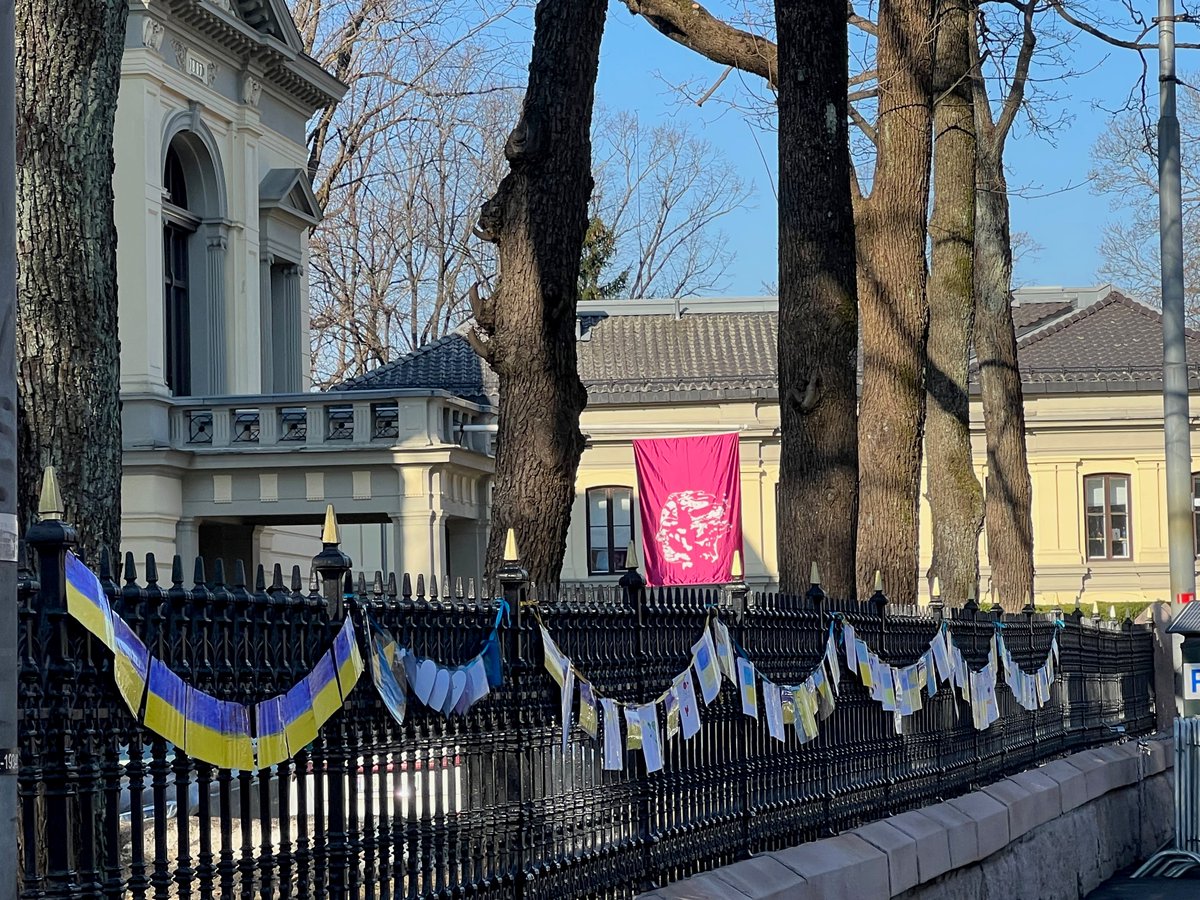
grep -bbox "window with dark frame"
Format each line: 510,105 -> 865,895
586,486 -> 634,575
163,144 -> 195,396
1084,474 -> 1131,561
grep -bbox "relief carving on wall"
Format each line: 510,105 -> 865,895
141,17 -> 166,52
241,74 -> 263,107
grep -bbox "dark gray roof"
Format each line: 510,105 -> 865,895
337,290 -> 1185,405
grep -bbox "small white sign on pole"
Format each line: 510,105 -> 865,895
1185,663 -> 1200,700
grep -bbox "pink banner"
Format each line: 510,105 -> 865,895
633,433 -> 743,586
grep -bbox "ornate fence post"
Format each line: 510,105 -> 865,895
312,507 -> 352,900
619,545 -> 656,888
729,555 -> 752,857
497,531 -> 528,899
24,467 -> 81,897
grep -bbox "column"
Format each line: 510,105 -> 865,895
280,264 -> 302,392
175,517 -> 200,567
205,226 -> 228,394
259,253 -> 274,393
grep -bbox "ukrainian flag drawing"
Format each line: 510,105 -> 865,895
143,658 -> 188,749
306,651 -> 343,729
368,630 -> 407,727
111,614 -> 150,717
184,687 -> 253,770
255,696 -> 289,769
282,678 -> 318,753
332,617 -> 365,698
65,552 -> 115,650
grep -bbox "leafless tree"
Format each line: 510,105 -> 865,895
1092,84 -> 1200,321
591,109 -> 753,298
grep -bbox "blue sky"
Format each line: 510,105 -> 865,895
589,5 -> 1190,298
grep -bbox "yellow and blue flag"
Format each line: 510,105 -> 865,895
282,678 -> 318,753
65,552 -> 115,650
332,617 -> 365,698
111,614 -> 150,717
255,696 -> 289,769
143,658 -> 187,749
184,687 -> 253,770
307,651 -> 343,729
368,629 -> 407,727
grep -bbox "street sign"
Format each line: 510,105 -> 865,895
1186,663 -> 1200,700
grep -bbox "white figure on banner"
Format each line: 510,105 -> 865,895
654,490 -> 733,569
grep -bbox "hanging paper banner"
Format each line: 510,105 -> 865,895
712,617 -> 738,683
737,656 -> 758,718
624,705 -> 642,751
843,622 -> 859,674
308,651 -> 344,728
601,698 -> 623,771
579,680 -> 599,739
632,433 -> 743,585
561,665 -> 576,752
692,628 -> 721,705
112,614 -> 150,717
144,658 -> 188,749
663,686 -> 681,741
368,630 -> 408,727
255,696 -> 289,769
763,681 -> 785,742
332,616 -> 365,698
185,687 -> 253,770
282,679 -> 318,752
65,551 -> 116,650
637,702 -> 665,773
676,670 -> 701,740
824,629 -> 841,694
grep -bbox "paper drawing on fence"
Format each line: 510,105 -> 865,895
601,698 -> 623,771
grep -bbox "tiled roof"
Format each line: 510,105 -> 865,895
337,290 -> 1189,404
1012,300 -> 1074,335
1012,291 -> 1200,387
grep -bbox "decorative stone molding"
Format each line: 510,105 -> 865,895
241,74 -> 262,107
211,0 -> 233,11
171,39 -> 187,67
141,17 -> 165,51
171,40 -> 219,86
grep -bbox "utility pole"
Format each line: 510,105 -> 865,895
1159,0 -> 1199,715
0,0 -> 18,893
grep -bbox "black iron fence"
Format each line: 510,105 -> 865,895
16,514 -> 1156,899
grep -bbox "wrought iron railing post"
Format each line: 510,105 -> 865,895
312,507 -> 352,900
869,578 -> 891,809
730,569 -> 752,857
24,467 -> 81,897
963,592 -> 980,786
805,573 -> 831,833
497,533 -> 528,899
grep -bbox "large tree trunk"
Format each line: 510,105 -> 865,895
470,0 -> 606,585
974,146 -> 1034,609
16,0 -> 127,558
855,0 -> 935,600
775,0 -> 859,597
970,3 -> 1036,611
925,0 -> 983,602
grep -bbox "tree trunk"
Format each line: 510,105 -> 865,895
855,0 -> 935,600
16,0 -> 127,558
925,0 -> 983,603
775,0 -> 859,597
471,0 -> 606,585
975,144 -> 1034,610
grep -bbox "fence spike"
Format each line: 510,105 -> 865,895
255,563 -> 267,593
271,563 -> 284,591
212,558 -> 225,587
372,571 -> 384,595
99,546 -> 113,582
416,574 -> 426,600
290,564 -> 302,593
467,577 -> 476,600
123,551 -> 138,585
455,576 -> 464,599
429,574 -> 439,600
145,552 -> 159,585
171,554 -> 184,587
358,572 -> 368,595
386,572 -> 397,598
233,560 -> 247,589
402,573 -> 412,600
37,465 -> 63,520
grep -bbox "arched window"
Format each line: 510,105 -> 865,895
160,122 -> 228,397
162,145 -> 195,395
1084,474 -> 1131,560
587,486 -> 634,575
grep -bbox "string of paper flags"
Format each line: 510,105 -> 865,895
537,601 -> 1062,773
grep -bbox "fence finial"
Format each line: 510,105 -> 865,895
931,576 -> 940,599
321,504 -> 340,545
809,561 -> 821,586
625,540 -> 640,571
38,465 -> 63,521
503,528 -> 520,563
731,548 -> 743,580
875,569 -> 885,593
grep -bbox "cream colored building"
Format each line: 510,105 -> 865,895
115,0 -> 493,577
339,288 -> 1200,609
105,10 -> 1199,608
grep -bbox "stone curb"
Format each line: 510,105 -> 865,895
638,735 -> 1173,899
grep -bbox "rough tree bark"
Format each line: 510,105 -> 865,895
925,0 -> 983,602
853,0 -> 936,599
470,0 -> 607,585
16,0 -> 127,557
971,1 -> 1036,610
775,0 -> 859,597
